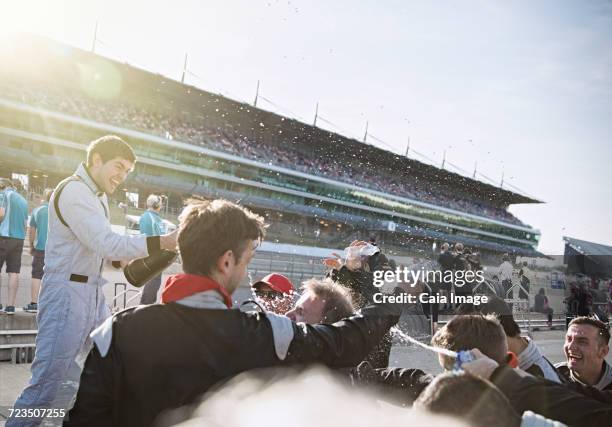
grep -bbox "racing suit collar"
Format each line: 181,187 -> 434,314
75,163 -> 104,196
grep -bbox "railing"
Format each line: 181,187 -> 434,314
112,282 -> 142,312
0,330 -> 38,364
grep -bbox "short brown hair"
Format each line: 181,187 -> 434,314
457,296 -> 521,338
568,317 -> 610,346
86,135 -> 136,167
414,372 -> 520,427
178,200 -> 266,276
302,278 -> 354,323
432,314 -> 507,369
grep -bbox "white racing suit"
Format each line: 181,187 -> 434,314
8,163 -> 155,426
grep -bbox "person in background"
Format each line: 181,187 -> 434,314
498,254 -> 514,299
0,178 -> 7,207
518,261 -> 533,301
533,288 -> 554,327
286,278 -> 354,323
252,273 -> 294,314
326,240 -> 395,368
458,296 -> 561,383
139,194 -> 166,304
353,315 -> 612,426
0,177 -> 10,309
24,189 -> 53,313
0,179 -> 29,314
556,316 -> 612,392
437,242 -> 454,311
607,279 -> 612,315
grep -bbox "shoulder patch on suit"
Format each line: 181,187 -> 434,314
266,312 -> 295,361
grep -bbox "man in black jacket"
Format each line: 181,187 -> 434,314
65,200 -> 401,427
457,296 -> 561,382
327,240 -> 394,368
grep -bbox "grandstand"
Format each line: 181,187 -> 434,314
0,34 -> 543,258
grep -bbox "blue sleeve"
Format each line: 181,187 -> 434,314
157,220 -> 166,235
29,207 -> 37,227
139,212 -> 154,236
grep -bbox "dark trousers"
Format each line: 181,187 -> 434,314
421,296 -> 440,323
536,307 -> 553,323
501,279 -> 512,297
140,274 -> 162,304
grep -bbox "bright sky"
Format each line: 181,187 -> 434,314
1,0 -> 611,254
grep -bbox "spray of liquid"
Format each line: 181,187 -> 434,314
390,326 -> 458,358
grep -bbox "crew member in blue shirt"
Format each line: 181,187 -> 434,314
0,178 -> 9,309
139,194 -> 166,304
0,180 -> 29,314
24,189 -> 53,313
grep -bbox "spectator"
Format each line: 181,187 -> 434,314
0,78 -> 526,226
452,244 -> 475,301
0,177 -> 10,308
139,194 -> 166,304
24,189 -> 53,313
417,256 -> 442,333
533,288 -> 553,327
252,272 -> 295,315
556,316 -> 612,391
328,240 -> 395,368
518,261 -> 532,301
576,283 -> 593,316
458,296 -> 561,382
437,242 -> 454,310
433,314 -> 511,370
0,178 -> 8,206
354,315 -> 612,426
0,179 -> 29,314
67,200 -> 401,426
607,280 -> 612,314
286,277 -> 354,323
465,248 -> 482,272
452,243 -> 466,266
498,254 -> 514,299
437,242 -> 455,273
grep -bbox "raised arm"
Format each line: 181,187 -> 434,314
59,182 -> 161,260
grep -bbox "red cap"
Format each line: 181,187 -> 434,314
253,273 -> 294,294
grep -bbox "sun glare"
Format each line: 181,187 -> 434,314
0,1 -> 63,35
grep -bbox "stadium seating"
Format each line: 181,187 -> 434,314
0,74 -> 524,226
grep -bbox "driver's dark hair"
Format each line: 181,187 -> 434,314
86,135 -> 136,167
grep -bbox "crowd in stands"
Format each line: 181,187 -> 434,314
0,80 -> 525,226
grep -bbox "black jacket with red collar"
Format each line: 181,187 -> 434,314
65,298 -> 400,427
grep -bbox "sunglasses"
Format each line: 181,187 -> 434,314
254,289 -> 284,298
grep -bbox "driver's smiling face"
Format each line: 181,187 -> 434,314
98,157 -> 133,194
